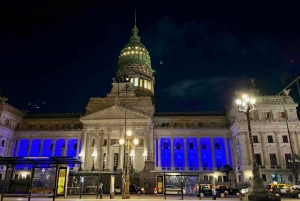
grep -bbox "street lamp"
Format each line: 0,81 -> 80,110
235,92 -> 278,201
119,130 -> 139,199
91,152 -> 96,171
283,90 -> 299,185
115,73 -> 132,199
78,152 -> 83,171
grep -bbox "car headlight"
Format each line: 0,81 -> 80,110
141,188 -> 144,191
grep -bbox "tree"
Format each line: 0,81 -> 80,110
221,164 -> 233,182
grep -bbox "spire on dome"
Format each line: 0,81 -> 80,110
131,8 -> 139,40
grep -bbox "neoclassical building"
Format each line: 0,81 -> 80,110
0,21 -> 300,186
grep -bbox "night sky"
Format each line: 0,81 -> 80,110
1,0 -> 300,114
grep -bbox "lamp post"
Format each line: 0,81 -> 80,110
78,153 -> 83,171
91,152 -> 96,171
235,92 -> 278,201
283,91 -> 299,185
114,72 -> 132,199
119,130 -> 139,199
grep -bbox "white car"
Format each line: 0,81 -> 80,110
165,185 -> 186,194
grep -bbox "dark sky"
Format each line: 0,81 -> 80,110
1,0 -> 300,114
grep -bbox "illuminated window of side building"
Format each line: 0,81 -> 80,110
134,78 -> 138,86
144,80 -> 148,89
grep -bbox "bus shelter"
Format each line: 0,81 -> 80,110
0,156 -> 81,201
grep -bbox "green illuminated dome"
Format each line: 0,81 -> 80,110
117,24 -> 152,70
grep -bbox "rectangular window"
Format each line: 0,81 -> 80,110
198,122 -> 203,127
218,176 -> 222,182
189,142 -> 193,149
134,78 -> 138,86
63,124 -> 67,129
103,139 -> 107,146
204,175 -> 208,180
267,135 -> 273,143
1,140 -> 5,147
262,174 -> 267,181
166,123 -> 169,127
215,143 -> 220,149
202,144 -> 206,149
285,154 -> 292,165
282,135 -> 289,143
29,125 -> 33,129
266,112 -> 272,119
253,136 -> 258,143
39,125 -> 43,129
91,139 -> 95,146
278,112 -> 285,118
144,80 -> 148,88
269,154 -> 277,166
255,154 -> 262,165
176,143 -> 181,149
174,123 -> 177,127
161,123 -> 165,127
163,142 -> 168,149
113,153 -> 118,171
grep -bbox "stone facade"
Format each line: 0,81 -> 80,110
0,22 -> 299,187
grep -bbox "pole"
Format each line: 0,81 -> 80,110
284,96 -> 299,185
122,84 -> 128,199
181,174 -> 183,200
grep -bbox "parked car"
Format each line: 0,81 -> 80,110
195,184 -> 213,197
215,185 -> 241,197
266,183 -> 290,193
272,185 -> 300,198
164,185 -> 186,194
114,184 -> 145,194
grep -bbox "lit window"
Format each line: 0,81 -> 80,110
130,78 -> 134,83
139,79 -> 143,87
144,80 -> 148,88
134,78 -> 138,86
131,51 -> 134,54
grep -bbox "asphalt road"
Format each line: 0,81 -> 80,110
1,194 -> 299,200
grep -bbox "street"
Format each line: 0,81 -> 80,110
0,194 -> 299,201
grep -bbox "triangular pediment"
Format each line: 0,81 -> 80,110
80,105 -> 150,122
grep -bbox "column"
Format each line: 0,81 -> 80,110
198,137 -> 202,170
275,132 -> 283,166
153,137 -> 156,166
118,143 -> 123,170
210,137 -> 216,170
81,130 -> 88,169
291,131 -> 299,155
171,137 -> 174,170
157,137 -> 161,169
260,132 -> 268,166
94,131 -> 99,169
27,139 -> 32,156
52,138 -> 57,156
76,138 -> 80,159
64,138 -> 69,156
9,139 -> 15,157
15,139 -> 20,157
224,137 -> 230,165
4,138 -> 9,156
144,131 -> 148,157
39,138 -> 44,156
98,131 -> 104,170
184,137 -> 188,170
106,129 -> 111,170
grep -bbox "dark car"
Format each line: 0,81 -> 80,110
272,186 -> 300,198
215,185 -> 241,197
195,184 -> 213,197
115,184 -> 145,194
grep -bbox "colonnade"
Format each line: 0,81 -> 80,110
154,136 -> 231,171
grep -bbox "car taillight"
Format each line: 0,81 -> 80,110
154,187 -> 157,191
269,188 -> 273,192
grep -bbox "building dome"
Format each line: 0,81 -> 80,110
117,24 -> 152,70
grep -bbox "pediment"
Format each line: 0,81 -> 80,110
80,105 -> 150,122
